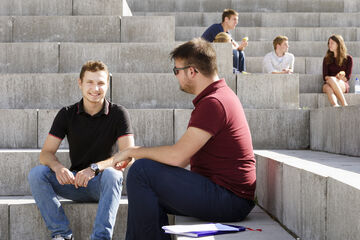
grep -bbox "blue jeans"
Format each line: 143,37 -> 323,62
125,159 -> 255,240
28,165 -> 123,240
233,49 -> 246,72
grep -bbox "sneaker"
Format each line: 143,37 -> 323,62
52,235 -> 73,240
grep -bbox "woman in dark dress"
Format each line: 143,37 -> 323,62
322,34 -> 353,106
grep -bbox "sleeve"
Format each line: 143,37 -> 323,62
322,57 -> 328,81
201,24 -> 218,42
115,106 -> 133,138
49,108 -> 68,140
345,55 -> 353,81
263,53 -> 275,73
188,98 -> 225,136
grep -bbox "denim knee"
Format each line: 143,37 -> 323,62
101,167 -> 123,187
28,165 -> 51,186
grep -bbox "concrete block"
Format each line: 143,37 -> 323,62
175,0 -> 200,12
73,0 -> 124,15
300,93 -> 318,109
0,204 -> 8,240
0,110 -> 37,148
235,27 -> 296,42
0,0 -> 72,16
320,13 -> 360,27
231,0 -> 287,12
112,73 -> 194,109
175,208 -> 295,240
339,105 -> 360,157
175,26 -> 207,41
13,16 -> 121,42
9,200 -> 128,240
202,12 -> 222,28
310,107 -> 341,154
128,109 -> 174,147
0,150 -> 70,196
306,58 -> 360,74
261,13 -> 320,27
296,27 -> 358,41
344,0 -> 360,12
237,13 -> 263,27
174,109 -> 192,142
245,109 -> 310,149
327,177 -> 360,240
0,17 -> 12,42
288,0 -> 343,12
200,0 -> 232,12
121,16 -> 175,42
128,0 -> 175,12
255,154 -> 283,220
299,74 -> 323,93
0,74 -> 82,109
236,74 -> 299,109
38,109 -> 69,149
60,43 -> 232,74
0,43 -> 58,73
246,57 -> 305,74
318,93 -> 360,108
146,12 -> 201,27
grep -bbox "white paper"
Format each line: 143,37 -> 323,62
162,223 -> 238,234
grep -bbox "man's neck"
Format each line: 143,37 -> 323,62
83,99 -> 104,116
194,75 -> 220,96
221,22 -> 228,32
275,49 -> 285,57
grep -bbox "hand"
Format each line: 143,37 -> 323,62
54,166 -> 75,185
113,149 -> 133,170
336,71 -> 346,80
74,167 -> 95,188
282,68 -> 293,74
239,40 -> 248,49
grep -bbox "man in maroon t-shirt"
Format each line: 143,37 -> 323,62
113,38 -> 256,240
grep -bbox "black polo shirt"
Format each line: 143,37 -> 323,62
49,99 -> 133,171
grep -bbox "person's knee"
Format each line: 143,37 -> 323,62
323,84 -> 333,93
101,167 -> 123,186
126,159 -> 152,187
28,165 -> 50,186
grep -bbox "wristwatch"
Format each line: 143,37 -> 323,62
90,163 -> 100,176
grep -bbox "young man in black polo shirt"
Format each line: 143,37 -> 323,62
28,61 -> 134,240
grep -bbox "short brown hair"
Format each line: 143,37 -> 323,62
170,38 -> 218,77
222,9 -> 238,22
273,36 -> 288,51
79,60 -> 109,82
214,32 -> 232,43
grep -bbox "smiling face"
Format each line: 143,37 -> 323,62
78,70 -> 108,106
224,15 -> 238,30
277,40 -> 289,54
328,38 -> 338,53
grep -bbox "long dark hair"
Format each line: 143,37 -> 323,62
324,34 -> 348,66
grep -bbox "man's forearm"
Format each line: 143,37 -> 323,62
39,151 -> 64,172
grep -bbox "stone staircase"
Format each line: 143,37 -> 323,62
1,0 -> 360,239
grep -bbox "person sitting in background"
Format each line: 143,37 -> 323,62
201,9 -> 248,73
322,34 -> 352,107
263,35 -> 294,74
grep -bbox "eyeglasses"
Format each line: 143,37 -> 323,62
173,66 -> 191,75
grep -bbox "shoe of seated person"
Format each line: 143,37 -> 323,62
52,235 -> 73,240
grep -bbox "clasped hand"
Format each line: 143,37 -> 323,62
55,166 -> 95,188
112,148 -> 134,170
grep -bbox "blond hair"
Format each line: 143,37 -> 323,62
214,32 -> 232,43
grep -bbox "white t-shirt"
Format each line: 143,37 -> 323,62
262,51 -> 295,73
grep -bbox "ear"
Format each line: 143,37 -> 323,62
77,78 -> 82,88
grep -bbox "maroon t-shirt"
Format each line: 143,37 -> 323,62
188,79 -> 256,200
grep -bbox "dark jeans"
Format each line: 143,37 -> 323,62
125,159 -> 255,240
233,49 -> 246,72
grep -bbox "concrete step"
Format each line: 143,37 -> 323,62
129,0 -> 353,13
0,109 -> 174,149
0,42 -> 232,74
0,16 -> 174,43
246,57 -> 360,74
173,206 -> 296,239
176,26 -> 360,42
300,93 -> 360,109
0,196 -> 128,240
0,0 -> 130,16
310,105 -> 360,157
299,74 -> 360,93
175,109 -> 310,150
137,12 -> 360,27
255,149 -> 360,240
237,74 -> 299,109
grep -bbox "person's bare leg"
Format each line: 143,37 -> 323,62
325,77 -> 348,106
323,83 -> 339,106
